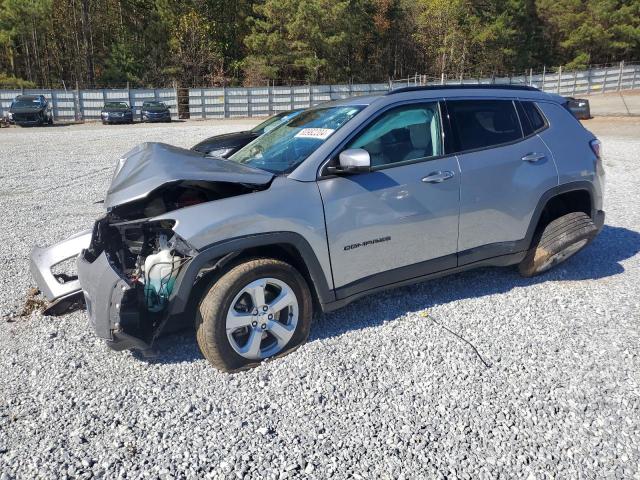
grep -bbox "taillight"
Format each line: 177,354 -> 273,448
590,139 -> 602,159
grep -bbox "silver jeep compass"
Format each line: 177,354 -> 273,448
31,85 -> 605,372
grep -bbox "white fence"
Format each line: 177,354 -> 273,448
187,83 -> 390,119
0,87 -> 179,121
1,62 -> 638,121
392,62 -> 640,97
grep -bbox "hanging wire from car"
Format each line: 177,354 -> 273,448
421,311 -> 492,369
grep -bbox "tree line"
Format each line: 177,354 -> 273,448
0,0 -> 638,89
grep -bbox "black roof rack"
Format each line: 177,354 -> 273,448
386,84 -> 541,95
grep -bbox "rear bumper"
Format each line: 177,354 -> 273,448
594,209 -> 605,232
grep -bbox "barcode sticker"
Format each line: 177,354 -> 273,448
294,128 -> 335,140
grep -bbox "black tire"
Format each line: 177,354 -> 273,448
518,212 -> 598,277
196,258 -> 312,372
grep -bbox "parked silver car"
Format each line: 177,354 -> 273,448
31,85 -> 605,371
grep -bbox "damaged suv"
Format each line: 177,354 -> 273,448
31,85 -> 605,372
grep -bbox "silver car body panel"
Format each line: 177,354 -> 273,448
77,251 -> 129,340
105,142 -> 274,209
30,229 -> 91,301
319,156 -> 461,288
456,132 -> 558,252
535,102 -> 603,212
157,176 -> 333,289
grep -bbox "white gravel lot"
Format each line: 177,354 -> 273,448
0,118 -> 639,479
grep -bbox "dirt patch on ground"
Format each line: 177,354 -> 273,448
582,116 -> 640,139
17,288 -> 46,318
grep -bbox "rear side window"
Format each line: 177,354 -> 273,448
447,100 -> 522,152
521,101 -> 547,132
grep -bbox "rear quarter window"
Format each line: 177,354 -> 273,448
521,101 -> 547,132
447,100 -> 522,152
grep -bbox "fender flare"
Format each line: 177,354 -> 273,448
522,180 -> 597,250
167,231 -> 335,317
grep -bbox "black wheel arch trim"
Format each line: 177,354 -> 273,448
167,231 -> 335,317
522,180 -> 597,249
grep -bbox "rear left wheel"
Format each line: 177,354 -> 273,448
196,258 -> 312,372
518,211 -> 598,277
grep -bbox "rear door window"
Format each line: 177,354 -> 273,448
447,100 -> 522,152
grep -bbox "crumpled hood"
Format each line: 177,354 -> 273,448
104,142 -> 274,209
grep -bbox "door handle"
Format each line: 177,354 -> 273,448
522,152 -> 546,162
421,170 -> 455,183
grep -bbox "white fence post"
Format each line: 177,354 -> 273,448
602,67 -> 607,94
172,82 -> 177,119
127,83 -> 133,113
617,60 -> 624,91
632,65 -> 638,90
541,66 -> 546,92
557,66 -> 562,94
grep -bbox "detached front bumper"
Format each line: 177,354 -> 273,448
31,229 -> 163,351
77,251 -> 149,350
30,230 -> 92,313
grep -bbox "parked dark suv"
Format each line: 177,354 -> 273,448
140,101 -> 171,123
192,109 -> 302,157
9,95 -> 53,126
101,102 -> 133,124
32,85 -> 604,372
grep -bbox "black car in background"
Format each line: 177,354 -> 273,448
9,95 -> 53,126
564,97 -> 591,120
191,109 -> 303,157
140,101 -> 171,122
101,102 -> 133,124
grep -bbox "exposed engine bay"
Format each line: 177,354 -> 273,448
30,142 -> 275,350
77,179 -> 268,346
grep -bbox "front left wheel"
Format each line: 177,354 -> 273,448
196,258 -> 312,372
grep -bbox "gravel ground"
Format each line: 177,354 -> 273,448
1,119 -> 639,479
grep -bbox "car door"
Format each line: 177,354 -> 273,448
317,101 -> 461,296
445,99 -> 558,264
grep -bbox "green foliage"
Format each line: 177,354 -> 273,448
0,72 -> 35,88
100,40 -> 142,86
0,0 -> 637,87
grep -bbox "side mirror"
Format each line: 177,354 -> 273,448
327,148 -> 371,175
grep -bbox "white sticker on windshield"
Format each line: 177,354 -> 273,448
295,128 -> 335,140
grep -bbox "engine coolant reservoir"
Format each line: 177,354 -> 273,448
143,235 -> 181,312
